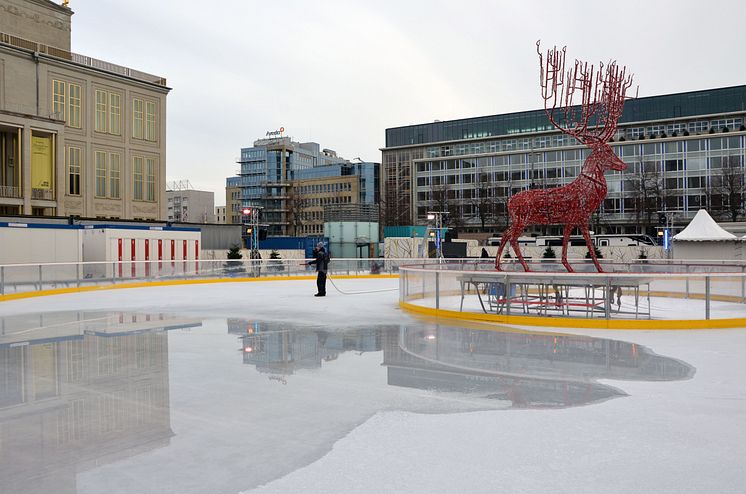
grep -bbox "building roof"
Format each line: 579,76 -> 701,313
384,84 -> 746,148
673,210 -> 738,241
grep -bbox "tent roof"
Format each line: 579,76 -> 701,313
673,209 -> 738,241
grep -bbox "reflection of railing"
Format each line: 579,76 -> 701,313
0,185 -> 20,198
31,188 -> 54,200
0,258 -> 415,297
0,31 -> 167,86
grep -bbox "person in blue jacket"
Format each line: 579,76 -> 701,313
308,242 -> 330,296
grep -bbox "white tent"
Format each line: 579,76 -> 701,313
673,209 -> 737,241
673,209 -> 741,260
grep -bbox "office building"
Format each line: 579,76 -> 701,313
382,85 -> 746,234
228,134 -> 379,237
0,0 -> 170,220
165,182 -> 214,223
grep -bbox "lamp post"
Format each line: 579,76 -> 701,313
426,211 -> 448,260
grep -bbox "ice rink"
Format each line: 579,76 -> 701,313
1,277 -> 745,494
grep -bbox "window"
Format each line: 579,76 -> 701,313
95,151 -> 107,197
109,93 -> 121,135
133,156 -> 143,200
68,147 -> 81,195
95,90 -> 107,132
53,80 -> 65,121
145,101 -> 156,141
110,153 -> 120,199
133,99 -> 144,139
68,84 -> 81,128
146,158 -> 156,201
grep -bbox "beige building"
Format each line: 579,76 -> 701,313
226,185 -> 241,224
215,205 -> 226,224
291,175 -> 358,236
0,0 -> 170,220
166,186 -> 215,223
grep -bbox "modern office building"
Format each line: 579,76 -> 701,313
165,182 -> 214,223
228,134 -> 379,237
0,0 -> 170,220
382,85 -> 746,234
292,161 -> 379,236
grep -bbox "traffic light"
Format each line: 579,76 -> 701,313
258,228 -> 268,241
246,227 -> 253,234
658,213 -> 666,225
242,207 -> 252,216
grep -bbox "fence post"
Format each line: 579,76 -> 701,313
705,276 -> 711,320
112,262 -> 116,284
505,274 -> 511,316
741,266 -> 745,303
38,264 -> 43,290
76,263 -> 81,288
604,278 -> 611,319
0,266 -> 4,295
435,271 -> 440,310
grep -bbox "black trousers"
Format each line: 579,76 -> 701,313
316,272 -> 327,295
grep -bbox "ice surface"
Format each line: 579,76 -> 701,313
0,278 -> 744,494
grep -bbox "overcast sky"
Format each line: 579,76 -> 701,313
71,0 -> 746,205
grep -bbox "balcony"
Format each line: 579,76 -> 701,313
31,188 -> 54,200
0,32 -> 167,86
0,185 -> 20,198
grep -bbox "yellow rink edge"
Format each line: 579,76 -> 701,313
0,274 -> 400,302
399,301 -> 746,330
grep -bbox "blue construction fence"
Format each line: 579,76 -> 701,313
258,236 -> 328,259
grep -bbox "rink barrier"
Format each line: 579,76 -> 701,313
399,260 -> 746,330
399,301 -> 746,330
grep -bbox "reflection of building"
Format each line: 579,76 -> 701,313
0,0 -> 170,220
382,325 -> 693,408
0,312 -> 199,494
232,320 -> 382,376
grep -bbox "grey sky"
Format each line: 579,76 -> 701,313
71,0 -> 746,205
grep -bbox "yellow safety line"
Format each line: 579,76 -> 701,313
0,274 -> 399,303
399,301 -> 746,330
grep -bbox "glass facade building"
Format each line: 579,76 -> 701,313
227,137 -> 380,238
381,85 -> 746,234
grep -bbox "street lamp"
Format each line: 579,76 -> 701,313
426,211 -> 448,260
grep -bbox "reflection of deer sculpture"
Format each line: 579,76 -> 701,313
496,42 -> 634,273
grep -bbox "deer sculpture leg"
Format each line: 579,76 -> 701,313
561,225 -> 574,273
508,224 -> 530,272
495,233 -> 511,271
580,225 -> 603,272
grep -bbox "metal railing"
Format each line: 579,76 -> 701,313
0,185 -> 21,198
0,258 -> 423,297
399,259 -> 746,322
1,31 -> 167,86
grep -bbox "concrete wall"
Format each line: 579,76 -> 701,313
0,0 -> 72,50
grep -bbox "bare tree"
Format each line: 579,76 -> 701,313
629,161 -> 666,234
710,155 -> 746,222
471,173 -> 498,232
287,187 -> 308,236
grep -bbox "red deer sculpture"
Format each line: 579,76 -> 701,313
495,43 -> 634,273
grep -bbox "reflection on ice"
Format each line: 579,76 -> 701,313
0,311 -> 199,494
0,311 -> 694,494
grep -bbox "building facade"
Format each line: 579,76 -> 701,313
382,85 -> 746,235
225,179 -> 241,224
0,0 -> 170,220
215,205 -> 226,224
228,135 -> 380,238
165,186 -> 215,223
